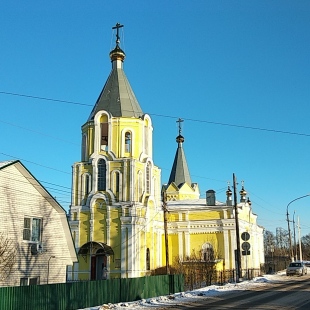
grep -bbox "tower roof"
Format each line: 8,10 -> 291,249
88,23 -> 143,120
168,119 -> 192,187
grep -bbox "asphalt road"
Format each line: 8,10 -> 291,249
161,274 -> 310,309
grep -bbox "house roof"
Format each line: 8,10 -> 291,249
0,160 -> 15,169
87,33 -> 143,120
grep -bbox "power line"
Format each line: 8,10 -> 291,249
0,91 -> 91,107
0,152 -> 71,175
1,90 -> 310,138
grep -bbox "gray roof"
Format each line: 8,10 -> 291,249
88,58 -> 143,120
167,199 -> 227,209
168,141 -> 192,187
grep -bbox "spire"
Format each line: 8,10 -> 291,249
168,119 -> 192,187
88,23 -> 143,120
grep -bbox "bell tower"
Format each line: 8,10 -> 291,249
69,23 -> 162,280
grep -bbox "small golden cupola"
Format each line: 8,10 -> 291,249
226,185 -> 233,206
109,23 -> 126,63
239,181 -> 247,202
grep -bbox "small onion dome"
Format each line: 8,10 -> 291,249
247,197 -> 252,206
176,134 -> 184,143
226,186 -> 232,197
239,186 -> 247,196
109,45 -> 126,62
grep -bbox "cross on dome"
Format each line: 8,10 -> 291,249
112,23 -> 124,46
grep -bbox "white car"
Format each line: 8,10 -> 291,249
286,262 -> 308,276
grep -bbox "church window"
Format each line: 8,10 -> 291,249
137,171 -> 143,201
85,174 -> 90,194
144,124 -> 149,154
201,243 -> 214,261
146,162 -> 151,194
125,131 -> 131,153
98,159 -> 107,191
82,134 -> 87,161
100,123 -> 109,150
146,248 -> 150,270
82,173 -> 91,202
113,171 -> 120,200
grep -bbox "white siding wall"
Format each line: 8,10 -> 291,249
0,164 -> 73,287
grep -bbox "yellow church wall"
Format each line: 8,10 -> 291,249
81,122 -> 94,160
110,118 -> 146,159
189,233 -> 222,257
169,234 -> 179,263
215,233 -> 224,259
188,211 -> 221,221
93,206 -> 106,242
79,211 -> 90,246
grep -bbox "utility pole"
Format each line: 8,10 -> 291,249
293,211 -> 297,261
297,216 -> 303,262
233,173 -> 241,282
162,191 -> 170,275
286,195 -> 310,262
286,208 -> 294,261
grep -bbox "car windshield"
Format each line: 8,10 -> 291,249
289,263 -> 302,267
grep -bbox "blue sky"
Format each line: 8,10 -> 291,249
1,1 -> 310,236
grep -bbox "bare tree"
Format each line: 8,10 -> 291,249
264,229 -> 275,255
0,233 -> 17,282
172,248 -> 219,291
301,234 -> 310,260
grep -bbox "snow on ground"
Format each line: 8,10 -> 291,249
79,271 -> 288,310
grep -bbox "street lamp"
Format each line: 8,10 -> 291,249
286,195 -> 310,262
47,256 -> 56,284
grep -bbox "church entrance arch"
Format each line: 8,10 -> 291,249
78,241 -> 114,280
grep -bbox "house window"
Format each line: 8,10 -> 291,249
98,159 -> 107,191
20,278 -> 28,286
29,277 -> 39,285
125,131 -> 131,153
20,277 -> 39,286
146,248 -> 150,270
23,217 -> 42,242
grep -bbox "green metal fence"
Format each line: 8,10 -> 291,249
0,274 -> 184,310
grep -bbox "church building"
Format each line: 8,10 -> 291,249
68,24 -> 264,281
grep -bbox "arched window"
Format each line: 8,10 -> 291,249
100,122 -> 109,151
144,123 -> 149,154
98,159 -> 106,191
82,134 -> 87,161
146,248 -> 150,270
81,173 -> 91,204
84,174 -> 91,195
113,171 -> 120,201
137,171 -> 143,201
146,162 -> 151,194
125,131 -> 131,153
201,243 -> 214,262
